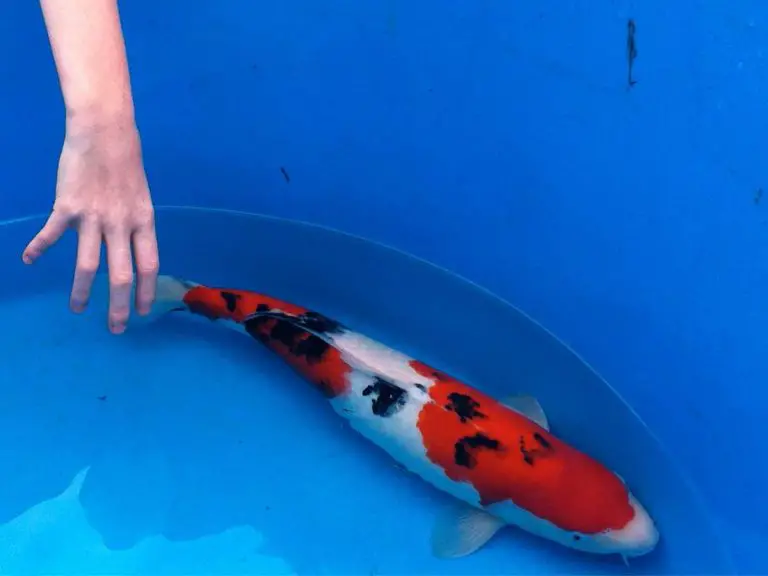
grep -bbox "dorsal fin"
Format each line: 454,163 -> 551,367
501,395 -> 549,430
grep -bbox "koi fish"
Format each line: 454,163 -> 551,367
152,274 -> 659,561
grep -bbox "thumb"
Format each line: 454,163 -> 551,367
23,210 -> 71,264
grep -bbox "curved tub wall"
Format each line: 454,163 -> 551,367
0,1 -> 765,572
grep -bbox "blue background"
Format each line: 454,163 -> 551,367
1,1 -> 765,573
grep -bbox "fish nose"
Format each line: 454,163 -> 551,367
608,495 -> 660,555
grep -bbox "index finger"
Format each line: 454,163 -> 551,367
23,210 -> 70,264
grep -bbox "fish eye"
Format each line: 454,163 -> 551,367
572,534 -> 582,541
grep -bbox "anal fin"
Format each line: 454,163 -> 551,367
431,501 -> 505,559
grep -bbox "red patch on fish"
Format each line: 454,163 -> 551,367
182,286 -> 350,397
244,316 -> 351,397
410,360 -> 634,534
183,287 -> 308,322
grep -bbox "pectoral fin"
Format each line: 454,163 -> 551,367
431,502 -> 505,559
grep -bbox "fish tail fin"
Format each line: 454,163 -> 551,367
153,274 -> 198,314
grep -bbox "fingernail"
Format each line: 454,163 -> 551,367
71,301 -> 86,313
110,322 -> 126,335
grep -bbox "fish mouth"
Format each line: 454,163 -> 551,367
621,536 -> 659,558
608,494 -> 660,557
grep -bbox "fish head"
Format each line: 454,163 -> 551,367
485,448 -> 659,559
534,459 -> 659,558
489,438 -> 659,559
563,491 -> 659,558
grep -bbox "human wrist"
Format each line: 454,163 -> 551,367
64,109 -> 143,165
65,96 -> 136,134
65,101 -> 138,143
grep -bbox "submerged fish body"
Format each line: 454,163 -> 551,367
153,275 -> 659,560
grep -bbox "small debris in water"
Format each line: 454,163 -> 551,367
280,166 -> 291,183
97,395 -> 107,401
626,19 -> 638,88
754,187 -> 763,205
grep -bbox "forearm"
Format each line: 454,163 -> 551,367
40,0 -> 135,130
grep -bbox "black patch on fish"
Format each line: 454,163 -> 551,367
573,534 -> 581,541
445,392 -> 486,423
249,309 -> 343,336
243,315 -> 272,343
244,314 -> 270,330
269,318 -> 306,347
220,291 -> 241,313
454,433 -> 501,469
525,451 -> 538,465
414,383 -> 427,392
271,321 -> 332,363
519,433 -> 554,466
292,333 -> 331,363
533,432 -> 551,449
362,377 -> 408,417
295,310 -> 342,334
243,316 -> 332,364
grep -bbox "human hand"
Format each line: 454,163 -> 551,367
22,120 -> 159,334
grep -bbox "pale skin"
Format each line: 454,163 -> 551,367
23,0 -> 159,334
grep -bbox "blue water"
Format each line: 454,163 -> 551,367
0,208 -> 733,574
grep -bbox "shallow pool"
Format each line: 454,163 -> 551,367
0,208 -> 733,574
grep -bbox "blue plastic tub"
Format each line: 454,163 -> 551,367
0,1 -> 765,574
0,209 -> 734,574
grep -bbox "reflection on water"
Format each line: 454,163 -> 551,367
0,468 -> 292,575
